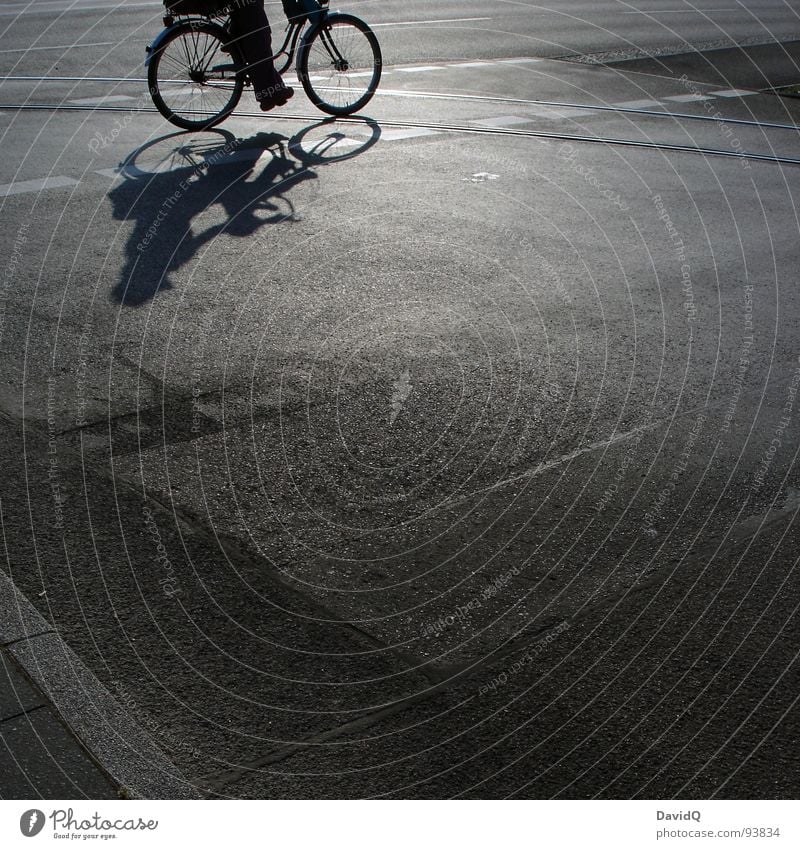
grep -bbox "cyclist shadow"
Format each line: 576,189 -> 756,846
108,119 -> 380,306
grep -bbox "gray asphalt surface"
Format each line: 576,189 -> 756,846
1,0 -> 799,799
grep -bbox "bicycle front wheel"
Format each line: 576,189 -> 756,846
148,21 -> 243,131
297,13 -> 382,116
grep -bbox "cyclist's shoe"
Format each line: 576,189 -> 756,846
259,86 -> 294,111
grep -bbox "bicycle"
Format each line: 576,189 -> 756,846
145,0 -> 382,131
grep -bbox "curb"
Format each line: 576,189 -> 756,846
0,567 -> 199,799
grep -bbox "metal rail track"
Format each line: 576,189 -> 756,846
1,100 -> 798,166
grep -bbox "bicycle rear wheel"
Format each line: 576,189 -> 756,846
297,13 -> 382,116
148,21 -> 243,131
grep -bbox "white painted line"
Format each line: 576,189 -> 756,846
96,148 -> 274,181
371,17 -> 492,27
527,105 -> 594,119
450,61 -> 493,68
0,40 -> 114,53
379,127 -> 440,141
497,58 -> 542,64
0,0 -> 158,7
470,115 -> 533,128
0,1 -> 159,16
713,88 -> 759,97
96,165 -> 171,180
622,8 -> 738,12
396,65 -> 446,73
69,94 -> 136,105
464,172 -> 500,183
157,86 -> 200,97
95,168 -> 125,180
664,93 -> 713,103
613,98 -> 664,109
298,136 -> 364,149
0,176 -> 79,197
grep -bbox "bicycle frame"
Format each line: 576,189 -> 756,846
146,0 -> 380,127
145,11 -> 323,80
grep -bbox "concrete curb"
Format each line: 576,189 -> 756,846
0,568 -> 199,799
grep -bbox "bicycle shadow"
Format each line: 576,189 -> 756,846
108,118 -> 380,306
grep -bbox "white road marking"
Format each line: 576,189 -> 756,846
622,8 -> 738,12
0,176 -> 79,196
0,3 -> 156,17
371,17 -> 492,27
497,58 -> 542,64
293,136 -> 364,150
464,172 -> 500,182
0,41 -> 115,53
527,104 -> 595,119
664,93 -> 714,103
96,148 -> 272,180
378,127 -> 440,141
713,88 -> 759,97
0,1 -> 159,14
69,94 -> 136,105
451,62 -> 493,68
613,98 -> 664,109
95,168 -> 127,180
397,65 -> 446,73
471,115 -> 534,128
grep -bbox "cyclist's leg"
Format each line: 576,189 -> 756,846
228,0 -> 291,104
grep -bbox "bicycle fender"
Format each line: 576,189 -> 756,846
145,20 -> 205,67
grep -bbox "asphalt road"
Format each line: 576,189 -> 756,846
1,0 -> 799,799
2,0 -> 800,75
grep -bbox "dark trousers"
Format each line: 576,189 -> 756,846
228,0 -> 285,100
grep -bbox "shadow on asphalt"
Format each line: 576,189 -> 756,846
108,118 -> 380,306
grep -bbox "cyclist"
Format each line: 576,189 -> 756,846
228,0 -> 294,110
